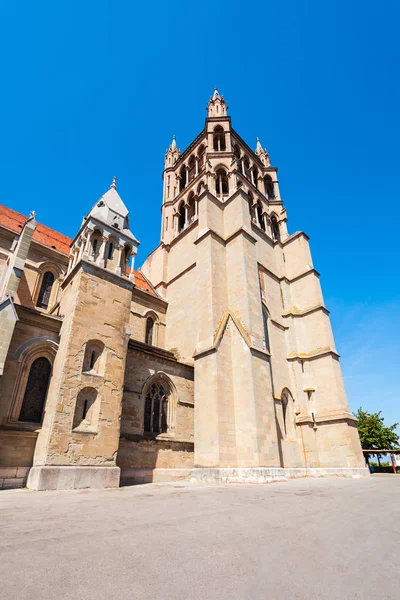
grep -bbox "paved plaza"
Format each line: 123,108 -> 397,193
1,476 -> 399,600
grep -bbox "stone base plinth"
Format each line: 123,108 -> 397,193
120,468 -> 192,486
191,466 -> 370,484
27,466 -> 120,491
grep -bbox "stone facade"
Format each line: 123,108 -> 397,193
0,90 -> 368,490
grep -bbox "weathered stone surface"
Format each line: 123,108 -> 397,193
0,91 -> 366,490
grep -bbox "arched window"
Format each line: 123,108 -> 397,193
233,143 -> 241,161
107,242 -> 114,260
82,340 -> 104,374
252,166 -> 259,187
145,316 -> 154,345
198,144 -> 206,170
264,175 -> 275,199
144,381 -> 169,434
92,239 -> 98,255
248,192 -> 255,222
188,192 -> 196,221
213,126 -> 226,151
243,156 -> 250,179
262,307 -> 270,353
18,357 -> 52,423
256,202 -> 266,232
36,271 -> 55,309
281,388 -> 295,438
121,246 -> 130,276
271,215 -> 280,242
215,169 -> 229,195
73,387 -> 98,430
188,155 -> 196,182
178,202 -> 186,232
179,166 -> 186,192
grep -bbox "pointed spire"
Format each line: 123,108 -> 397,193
213,87 -> 221,100
255,138 -> 270,166
165,134 -> 180,168
207,87 -> 228,117
110,176 -> 117,190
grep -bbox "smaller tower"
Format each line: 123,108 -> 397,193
207,88 -> 228,117
255,138 -> 271,167
28,180 -> 139,490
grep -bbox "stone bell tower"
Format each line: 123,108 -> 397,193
142,88 -> 367,483
28,179 -> 139,490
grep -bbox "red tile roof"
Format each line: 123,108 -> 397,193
0,203 -> 158,298
0,203 -> 72,255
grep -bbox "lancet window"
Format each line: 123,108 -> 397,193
145,316 -> 154,346
215,169 -> 229,195
18,357 -> 52,423
36,271 -> 55,309
264,175 -> 275,199
144,381 -> 169,434
271,215 -> 280,242
213,126 -> 226,151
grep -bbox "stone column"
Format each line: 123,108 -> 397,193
115,243 -> 125,276
97,233 -> 109,268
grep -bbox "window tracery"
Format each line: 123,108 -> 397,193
144,381 -> 169,434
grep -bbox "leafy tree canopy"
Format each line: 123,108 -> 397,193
355,408 -> 399,450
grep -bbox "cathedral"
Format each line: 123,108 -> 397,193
0,90 -> 368,490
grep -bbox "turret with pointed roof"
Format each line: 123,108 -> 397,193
68,178 -> 139,279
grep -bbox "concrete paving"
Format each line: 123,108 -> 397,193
0,476 -> 399,600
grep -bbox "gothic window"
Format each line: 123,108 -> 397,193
264,175 -> 275,199
256,202 -> 266,232
187,192 -> 196,221
215,169 -> 229,195
179,166 -> 187,192
18,357 -> 52,423
107,242 -> 114,260
281,388 -> 295,438
213,126 -> 226,151
282,394 -> 288,436
178,201 -> 186,232
252,166 -> 259,187
248,192 -> 255,222
36,271 -> 55,309
188,155 -> 196,182
144,381 -> 169,434
271,215 -> 281,242
145,316 -> 154,345
198,145 -> 205,170
262,307 -> 270,352
92,239 -> 98,255
233,143 -> 241,161
121,246 -> 130,276
243,156 -> 251,179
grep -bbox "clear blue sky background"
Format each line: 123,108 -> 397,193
1,1 -> 399,427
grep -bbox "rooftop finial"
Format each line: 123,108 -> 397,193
111,176 -> 117,190
171,135 -> 177,150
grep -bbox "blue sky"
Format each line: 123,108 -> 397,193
1,1 -> 399,427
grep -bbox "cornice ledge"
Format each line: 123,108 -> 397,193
296,411 -> 357,425
281,230 -> 310,245
282,304 -> 329,318
287,346 -> 340,361
270,317 -> 289,330
284,268 -> 320,283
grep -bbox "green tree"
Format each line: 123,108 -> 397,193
355,407 -> 399,450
